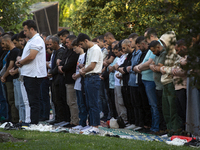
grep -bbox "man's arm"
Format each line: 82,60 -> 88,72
1,61 -> 15,82
138,58 -> 153,71
16,49 -> 38,67
84,62 -> 97,73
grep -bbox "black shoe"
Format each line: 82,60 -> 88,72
63,124 -> 76,128
185,138 -> 200,148
138,128 -> 151,133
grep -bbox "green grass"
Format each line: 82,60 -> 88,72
0,129 -> 195,150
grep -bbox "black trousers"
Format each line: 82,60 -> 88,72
176,88 -> 187,130
52,76 -> 70,122
107,88 -> 118,118
24,76 -> 43,124
121,86 -> 135,124
156,89 -> 167,130
130,86 -> 143,127
138,83 -> 151,127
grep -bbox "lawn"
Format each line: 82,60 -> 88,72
0,129 -> 195,150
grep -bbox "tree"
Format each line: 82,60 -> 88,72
0,0 -> 29,32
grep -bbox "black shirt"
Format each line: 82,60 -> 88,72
6,47 -> 20,82
119,50 -> 134,87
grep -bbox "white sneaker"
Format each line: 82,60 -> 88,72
80,126 -> 92,134
100,111 -> 104,119
125,124 -> 136,129
82,127 -> 99,135
133,126 -> 142,131
50,126 -> 68,133
72,125 -> 83,130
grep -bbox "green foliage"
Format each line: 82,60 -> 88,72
0,0 -> 29,32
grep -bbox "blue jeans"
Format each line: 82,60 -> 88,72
0,81 -> 8,119
84,75 -> 101,126
76,90 -> 87,126
40,78 -> 50,120
142,80 -> 160,132
13,78 -> 25,122
98,80 -> 109,118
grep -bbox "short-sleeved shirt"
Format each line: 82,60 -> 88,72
141,50 -> 155,81
85,44 -> 103,75
74,53 -> 86,91
21,33 -> 47,78
6,48 -> 20,82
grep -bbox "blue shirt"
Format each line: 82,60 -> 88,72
109,57 -> 119,89
128,50 -> 142,86
141,50 -> 155,81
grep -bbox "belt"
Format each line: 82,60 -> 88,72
85,73 -> 99,78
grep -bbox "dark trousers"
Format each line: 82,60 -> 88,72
52,77 -> 70,122
107,88 -> 118,118
24,76 -> 43,124
5,82 -> 19,123
176,88 -> 187,130
40,78 -> 50,120
121,86 -> 135,124
138,83 -> 151,127
130,86 -> 143,127
156,90 -> 167,130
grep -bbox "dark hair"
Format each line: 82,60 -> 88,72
146,28 -> 157,38
71,39 -> 78,47
49,36 -> 59,44
41,32 -> 47,37
113,44 -> 119,50
117,39 -> 124,51
76,33 -> 91,43
97,35 -> 104,41
149,40 -> 160,48
0,26 -> 4,34
136,36 -> 145,44
22,20 -> 37,31
11,34 -> 19,41
92,37 -> 97,42
176,39 -> 185,47
1,31 -> 14,37
66,35 -> 77,41
18,31 -> 26,39
128,33 -> 139,39
57,29 -> 70,37
104,32 -> 115,39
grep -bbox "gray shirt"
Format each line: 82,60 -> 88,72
153,49 -> 167,90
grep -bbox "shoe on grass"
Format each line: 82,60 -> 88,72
125,124 -> 136,129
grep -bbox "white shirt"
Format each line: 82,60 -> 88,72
114,54 -> 127,86
74,53 -> 86,91
85,44 -> 103,75
21,33 -> 47,78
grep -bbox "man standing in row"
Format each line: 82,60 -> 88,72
16,20 -> 47,124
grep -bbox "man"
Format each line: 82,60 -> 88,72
57,29 -> 70,46
97,35 -> 109,121
118,33 -> 138,129
149,40 -> 167,132
1,34 -> 20,123
0,26 -> 8,121
16,19 -> 47,124
134,36 -> 160,134
159,31 -> 182,136
9,34 -> 25,124
111,40 -> 127,122
78,33 -> 103,133
125,37 -> 145,130
58,35 -> 79,127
